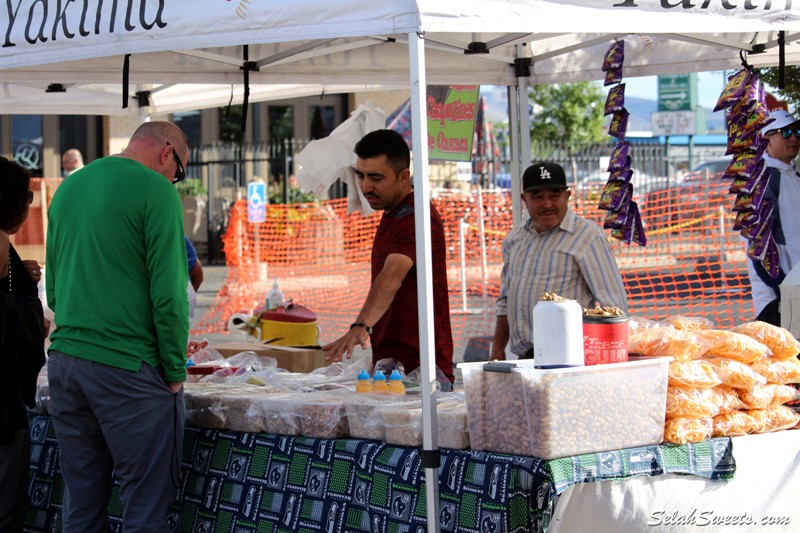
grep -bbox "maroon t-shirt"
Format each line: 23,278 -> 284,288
370,191 -> 454,382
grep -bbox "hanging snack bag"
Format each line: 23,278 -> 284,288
604,83 -> 626,115
713,68 -> 752,112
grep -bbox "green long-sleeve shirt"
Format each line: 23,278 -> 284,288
46,156 -> 189,382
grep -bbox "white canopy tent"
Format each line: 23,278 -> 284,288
3,1 -> 800,530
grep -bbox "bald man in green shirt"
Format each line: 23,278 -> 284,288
46,121 -> 190,532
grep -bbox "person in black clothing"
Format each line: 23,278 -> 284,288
0,157 -> 47,532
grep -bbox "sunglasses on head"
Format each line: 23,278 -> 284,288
167,142 -> 186,184
774,128 -> 800,139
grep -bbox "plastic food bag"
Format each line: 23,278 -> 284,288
662,315 -> 714,331
730,321 -> 800,361
669,360 -> 723,389
696,329 -> 771,364
748,405 -> 800,433
749,357 -> 800,385
629,327 -> 712,361
663,417 -> 713,445
706,357 -> 767,389
712,411 -> 758,437
712,386 -> 746,414
666,386 -> 718,418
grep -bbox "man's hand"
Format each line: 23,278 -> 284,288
166,381 -> 183,394
322,327 -> 369,363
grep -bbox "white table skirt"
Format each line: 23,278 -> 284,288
550,430 -> 800,533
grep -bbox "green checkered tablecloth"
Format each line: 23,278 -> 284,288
25,415 -> 735,532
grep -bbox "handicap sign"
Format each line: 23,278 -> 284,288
247,181 -> 266,223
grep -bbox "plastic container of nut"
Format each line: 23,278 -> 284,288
458,356 -> 671,459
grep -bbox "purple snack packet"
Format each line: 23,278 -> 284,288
608,109 -> 629,140
732,173 -> 769,212
604,67 -> 623,86
728,159 -> 766,195
726,116 -> 754,156
723,148 -> 764,180
742,103 -> 774,139
714,68 -> 752,112
609,166 -> 633,184
609,202 -> 645,246
607,142 -> 630,171
598,180 -> 633,211
740,201 -> 774,241
733,208 -> 762,231
602,41 -> 625,72
746,224 -> 773,260
604,83 -> 626,116
760,237 -> 781,279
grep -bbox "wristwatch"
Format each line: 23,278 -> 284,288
350,322 -> 373,335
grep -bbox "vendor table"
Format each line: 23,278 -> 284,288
25,415 -> 734,533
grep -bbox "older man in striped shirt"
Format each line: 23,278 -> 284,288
490,161 -> 627,360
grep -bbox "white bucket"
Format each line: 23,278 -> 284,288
532,300 -> 585,368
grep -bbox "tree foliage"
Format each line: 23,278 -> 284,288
760,66 -> 800,110
528,82 -> 607,145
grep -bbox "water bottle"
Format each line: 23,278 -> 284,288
371,370 -> 389,393
266,278 -> 284,310
355,370 -> 373,393
388,369 -> 406,395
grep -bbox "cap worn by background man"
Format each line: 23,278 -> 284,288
522,161 -> 568,192
763,109 -> 800,135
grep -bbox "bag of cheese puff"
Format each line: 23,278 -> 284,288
730,321 -> 800,361
712,411 -> 758,437
749,357 -> 800,385
629,327 -> 713,361
748,405 -> 800,433
669,360 -> 723,389
696,329 -> 771,364
663,417 -> 713,445
666,386 -> 718,419
712,386 -> 746,414
705,357 -> 766,389
662,315 -> 714,331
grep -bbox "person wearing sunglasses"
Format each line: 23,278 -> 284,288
746,109 -> 800,327
45,121 -> 190,531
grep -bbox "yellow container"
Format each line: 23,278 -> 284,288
257,318 -> 319,346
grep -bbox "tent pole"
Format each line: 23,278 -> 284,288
508,85 -> 523,226
408,30 -> 441,533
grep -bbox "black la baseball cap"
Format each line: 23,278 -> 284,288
522,162 -> 568,192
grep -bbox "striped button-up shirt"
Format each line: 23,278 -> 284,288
496,208 -> 627,357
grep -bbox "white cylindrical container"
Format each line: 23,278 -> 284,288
532,300 -> 585,368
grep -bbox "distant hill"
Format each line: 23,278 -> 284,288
625,96 -> 726,134
481,87 -> 726,134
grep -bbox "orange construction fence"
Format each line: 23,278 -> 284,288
192,180 -> 756,357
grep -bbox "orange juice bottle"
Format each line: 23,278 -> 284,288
388,369 -> 406,395
355,369 -> 373,393
372,370 -> 389,393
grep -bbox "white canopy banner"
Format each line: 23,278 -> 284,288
2,1 -> 800,115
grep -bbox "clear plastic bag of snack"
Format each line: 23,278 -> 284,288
750,357 -> 800,385
705,357 -> 766,389
712,386 -> 746,414
663,416 -> 713,445
662,315 -> 714,331
712,411 -> 758,437
629,327 -> 713,361
748,405 -> 800,433
669,360 -> 723,389
738,383 -> 776,410
730,321 -> 800,361
696,329 -> 771,364
770,383 -> 800,406
666,386 -> 718,418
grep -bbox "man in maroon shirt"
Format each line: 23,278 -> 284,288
322,129 -> 454,383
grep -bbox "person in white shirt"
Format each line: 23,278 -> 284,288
746,109 -> 800,326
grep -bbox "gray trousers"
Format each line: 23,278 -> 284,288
47,351 -> 184,533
